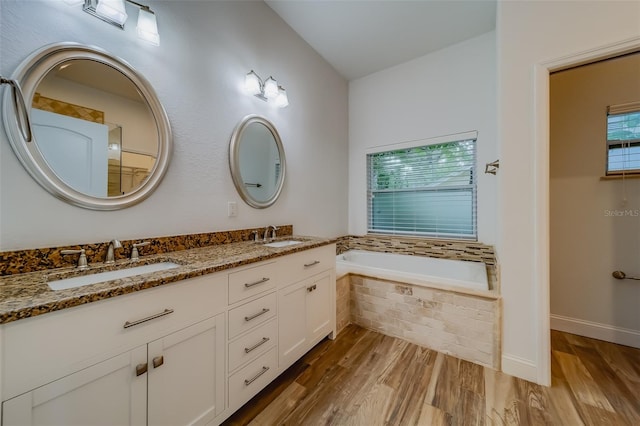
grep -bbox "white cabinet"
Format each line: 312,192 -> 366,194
147,314 -> 225,426
1,242 -> 336,426
2,314 -> 225,426
2,347 -> 147,426
278,271 -> 334,370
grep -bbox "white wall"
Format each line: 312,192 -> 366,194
498,0 -> 640,382
550,54 -> 640,347
348,31 -> 498,245
0,0 -> 348,250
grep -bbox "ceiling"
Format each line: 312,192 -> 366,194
265,0 -> 497,80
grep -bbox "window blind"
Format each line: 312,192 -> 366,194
367,139 -> 477,239
607,102 -> 640,174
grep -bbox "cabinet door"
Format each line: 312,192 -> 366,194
2,347 -> 147,426
278,280 -> 309,368
307,273 -> 332,342
147,314 -> 224,426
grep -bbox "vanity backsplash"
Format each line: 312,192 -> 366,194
0,225 -> 293,276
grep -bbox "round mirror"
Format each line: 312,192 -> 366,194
2,42 -> 172,210
229,115 -> 286,208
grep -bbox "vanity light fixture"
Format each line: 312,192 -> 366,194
82,0 -> 160,46
244,70 -> 289,108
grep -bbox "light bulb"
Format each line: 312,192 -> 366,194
275,86 -> 289,108
95,0 -> 128,25
137,8 -> 160,45
245,71 -> 262,95
263,77 -> 279,100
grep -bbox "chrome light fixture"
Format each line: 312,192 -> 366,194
244,70 -> 289,108
82,0 -> 160,46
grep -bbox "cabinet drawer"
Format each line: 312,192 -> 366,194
228,347 -> 277,409
2,273 -> 227,401
228,292 -> 277,339
228,261 -> 278,305
279,244 -> 336,287
228,319 -> 277,373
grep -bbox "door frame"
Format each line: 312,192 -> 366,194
533,36 -> 640,386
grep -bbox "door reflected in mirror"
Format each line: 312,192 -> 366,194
31,59 -> 159,197
229,115 -> 286,208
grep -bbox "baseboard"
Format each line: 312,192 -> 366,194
501,354 -> 538,383
550,314 -> 640,349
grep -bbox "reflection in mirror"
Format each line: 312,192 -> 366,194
229,115 -> 286,208
31,59 -> 158,197
1,42 -> 172,210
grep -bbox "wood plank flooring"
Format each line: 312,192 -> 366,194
222,325 -> 640,425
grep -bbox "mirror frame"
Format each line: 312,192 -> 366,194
229,115 -> 286,209
1,42 -> 172,210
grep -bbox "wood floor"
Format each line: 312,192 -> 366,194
222,325 -> 640,426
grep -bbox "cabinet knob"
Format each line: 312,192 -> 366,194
135,363 -> 148,376
152,356 -> 164,369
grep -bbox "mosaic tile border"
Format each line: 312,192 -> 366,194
0,225 -> 293,276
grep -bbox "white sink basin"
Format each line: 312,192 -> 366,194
47,262 -> 181,291
263,240 -> 302,248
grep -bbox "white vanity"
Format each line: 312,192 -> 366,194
0,242 -> 336,426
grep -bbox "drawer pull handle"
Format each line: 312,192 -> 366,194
135,363 -> 148,376
124,309 -> 174,329
244,308 -> 270,322
244,366 -> 270,386
304,260 -> 320,268
307,284 -> 317,292
245,337 -> 270,354
152,356 -> 164,369
245,277 -> 270,288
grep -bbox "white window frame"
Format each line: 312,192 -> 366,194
366,131 -> 478,240
606,101 -> 640,175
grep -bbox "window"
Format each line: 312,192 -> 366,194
607,102 -> 640,175
367,135 -> 477,239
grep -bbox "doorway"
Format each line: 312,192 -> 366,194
549,52 -> 640,348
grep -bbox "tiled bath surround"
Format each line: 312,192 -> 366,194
0,225 -> 293,276
336,275 -> 351,334
350,276 -> 500,369
336,235 -> 501,369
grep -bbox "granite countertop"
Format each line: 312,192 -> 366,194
0,236 -> 336,325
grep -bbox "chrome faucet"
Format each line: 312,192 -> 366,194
263,225 -> 278,241
105,239 -> 122,264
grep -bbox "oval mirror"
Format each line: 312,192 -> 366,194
1,42 -> 172,210
229,115 -> 286,208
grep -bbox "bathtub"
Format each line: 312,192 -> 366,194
336,250 -> 489,292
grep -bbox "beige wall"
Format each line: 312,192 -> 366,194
550,53 -> 640,347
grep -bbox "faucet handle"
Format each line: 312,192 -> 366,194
131,241 -> 151,261
251,231 -> 260,242
61,249 -> 88,270
271,226 -> 279,239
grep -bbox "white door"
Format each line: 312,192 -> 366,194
1,347 -> 147,426
278,280 -> 309,369
307,273 -> 332,342
147,314 -> 225,426
31,109 -> 109,197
